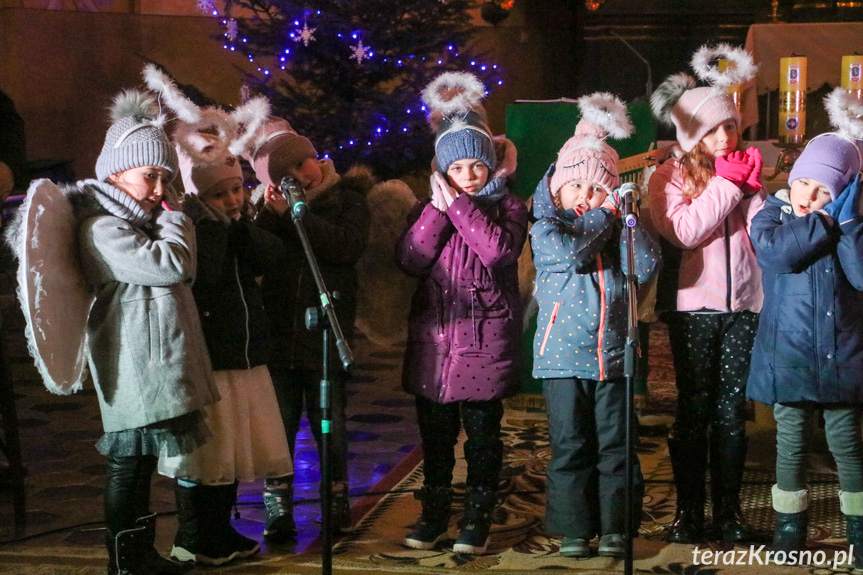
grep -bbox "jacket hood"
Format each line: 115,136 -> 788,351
533,164 -> 557,220
532,163 -> 582,222
772,188 -> 791,206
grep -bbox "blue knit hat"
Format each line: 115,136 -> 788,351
422,72 -> 496,172
95,90 -> 178,182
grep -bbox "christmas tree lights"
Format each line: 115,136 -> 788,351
201,0 -> 504,178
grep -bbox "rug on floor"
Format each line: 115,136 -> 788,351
0,406 -> 854,574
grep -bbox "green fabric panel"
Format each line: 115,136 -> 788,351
504,99 -> 657,200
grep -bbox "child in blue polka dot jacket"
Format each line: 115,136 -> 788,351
530,93 -> 660,559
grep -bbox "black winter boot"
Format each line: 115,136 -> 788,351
404,486 -> 453,550
171,483 -> 259,566
846,515 -> 863,569
213,483 -> 260,562
453,486 -> 497,555
263,475 -> 297,543
771,485 -> 808,553
330,481 -> 353,534
106,524 -> 152,575
666,434 -> 707,543
710,435 -> 755,542
839,490 -> 863,569
135,513 -> 193,575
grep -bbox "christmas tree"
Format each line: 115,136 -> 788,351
215,0 -> 503,178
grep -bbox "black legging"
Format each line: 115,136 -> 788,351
664,311 -> 758,444
104,454 -> 157,535
415,396 -> 504,492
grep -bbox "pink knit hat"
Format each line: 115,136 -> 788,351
669,86 -> 741,153
651,44 -> 757,153
176,132 -> 242,196
550,92 -> 633,196
243,117 -> 317,188
142,64 -> 270,194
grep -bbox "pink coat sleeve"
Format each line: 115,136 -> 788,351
741,189 -> 767,235
648,162 -> 746,249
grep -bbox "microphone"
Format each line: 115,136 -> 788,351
618,182 -> 641,228
280,176 -> 308,219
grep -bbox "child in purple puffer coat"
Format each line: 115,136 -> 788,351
395,72 -> 528,556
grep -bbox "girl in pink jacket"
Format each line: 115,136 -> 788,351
647,44 -> 765,545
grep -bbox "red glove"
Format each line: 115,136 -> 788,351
741,146 -> 763,196
714,150 -> 754,188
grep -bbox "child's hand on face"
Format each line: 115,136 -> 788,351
600,189 -> 621,216
715,150 -> 755,188
431,172 -> 457,211
741,147 -> 764,196
429,173 -> 447,211
263,184 -> 289,216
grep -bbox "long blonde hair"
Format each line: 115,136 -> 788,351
677,138 -> 745,199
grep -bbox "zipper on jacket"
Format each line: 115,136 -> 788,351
596,254 -> 607,381
724,219 -> 732,311
233,257 -> 251,370
469,285 -> 478,347
539,302 -> 561,356
438,242 -> 460,403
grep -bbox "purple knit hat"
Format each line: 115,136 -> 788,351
789,133 -> 861,199
550,92 -> 633,196
789,88 -> 863,198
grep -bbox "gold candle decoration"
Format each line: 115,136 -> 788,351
719,58 -> 742,112
779,56 -> 807,144
841,54 -> 863,100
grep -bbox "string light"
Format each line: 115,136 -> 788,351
207,3 -> 504,161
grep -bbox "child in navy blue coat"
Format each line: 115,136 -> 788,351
747,89 -> 863,567
531,93 -> 659,558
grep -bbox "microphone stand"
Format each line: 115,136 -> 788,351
281,178 -> 354,575
621,187 -> 641,575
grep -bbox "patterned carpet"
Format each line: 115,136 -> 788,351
0,275 -> 857,574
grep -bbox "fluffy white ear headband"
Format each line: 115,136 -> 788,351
577,92 -> 633,140
142,64 -> 270,165
421,71 -> 487,133
824,87 -> 863,142
650,44 -> 756,127
690,43 -> 758,88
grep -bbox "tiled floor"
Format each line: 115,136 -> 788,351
0,264 -> 422,556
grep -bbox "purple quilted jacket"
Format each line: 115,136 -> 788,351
396,190 -> 528,404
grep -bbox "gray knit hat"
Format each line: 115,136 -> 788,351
95,90 -> 178,182
422,72 -> 497,173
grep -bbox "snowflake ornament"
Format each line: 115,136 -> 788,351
293,22 -> 317,47
196,0 -> 215,14
226,18 -> 239,42
350,40 -> 371,65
